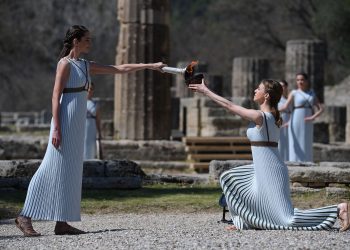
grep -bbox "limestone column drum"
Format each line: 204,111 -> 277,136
114,0 -> 171,139
231,57 -> 269,98
285,39 -> 326,102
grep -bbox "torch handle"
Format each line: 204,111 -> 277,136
162,67 -> 186,75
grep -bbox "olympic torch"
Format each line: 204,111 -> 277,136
162,61 -> 204,85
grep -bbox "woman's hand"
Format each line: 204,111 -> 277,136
149,62 -> 167,72
304,116 -> 315,122
52,128 -> 61,149
188,79 -> 209,95
281,121 -> 289,128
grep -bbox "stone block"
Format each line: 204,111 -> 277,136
102,140 -> 186,161
313,143 -> 350,162
289,165 -> 350,184
0,160 -> 41,177
105,160 -> 145,177
232,57 -> 269,98
83,160 -> 105,177
0,160 -> 146,189
0,138 -> 46,160
209,160 -> 253,181
285,39 -> 326,102
209,160 -> 350,184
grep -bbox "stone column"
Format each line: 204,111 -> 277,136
285,39 -> 326,102
347,104 -> 350,144
114,0 -> 171,139
174,61 -> 208,98
231,57 -> 269,98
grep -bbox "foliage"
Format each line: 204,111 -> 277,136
170,0 -> 350,89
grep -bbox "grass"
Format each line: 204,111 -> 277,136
1,184 -> 349,220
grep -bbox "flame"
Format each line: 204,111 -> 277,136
186,61 -> 198,73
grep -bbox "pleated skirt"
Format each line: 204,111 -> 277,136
289,108 -> 313,162
21,92 -> 87,221
220,146 -> 338,230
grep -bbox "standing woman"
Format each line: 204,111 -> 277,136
15,25 -> 165,237
84,82 -> 101,159
277,80 -> 291,161
189,79 -> 349,231
280,73 -> 323,162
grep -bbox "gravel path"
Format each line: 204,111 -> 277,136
1,213 -> 349,249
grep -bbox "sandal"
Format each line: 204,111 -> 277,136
15,216 -> 41,237
54,223 -> 85,235
339,203 -> 350,232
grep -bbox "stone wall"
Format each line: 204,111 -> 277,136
0,159 -> 145,190
0,137 -> 186,161
179,97 -> 251,137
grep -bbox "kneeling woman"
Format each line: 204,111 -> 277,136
189,79 -> 349,231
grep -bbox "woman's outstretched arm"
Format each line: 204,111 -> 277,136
89,62 -> 166,75
189,79 -> 262,125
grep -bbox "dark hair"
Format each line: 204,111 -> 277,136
296,72 -> 308,80
261,79 -> 283,127
58,25 -> 89,59
279,79 -> 288,87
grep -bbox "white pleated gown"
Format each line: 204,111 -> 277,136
20,58 -> 90,221
288,89 -> 315,162
84,99 -> 97,159
220,112 -> 338,230
278,96 -> 291,161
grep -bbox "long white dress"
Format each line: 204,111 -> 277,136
288,89 -> 315,162
278,96 -> 291,161
84,99 -> 97,159
20,58 -> 90,221
220,112 -> 338,230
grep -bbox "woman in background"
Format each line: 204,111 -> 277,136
84,82 -> 101,159
280,73 -> 323,162
277,80 -> 291,161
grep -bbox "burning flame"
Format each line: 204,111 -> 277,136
186,61 -> 198,74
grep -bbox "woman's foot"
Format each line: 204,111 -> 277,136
15,216 -> 41,237
54,222 -> 85,235
338,203 -> 350,232
225,225 -> 238,231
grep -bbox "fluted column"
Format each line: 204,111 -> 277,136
285,39 -> 326,102
114,0 -> 171,139
347,105 -> 350,144
231,57 -> 269,98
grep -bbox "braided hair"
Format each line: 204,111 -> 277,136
58,25 -> 89,59
261,79 -> 283,127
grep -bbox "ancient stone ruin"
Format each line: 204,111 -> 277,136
114,0 -> 172,140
